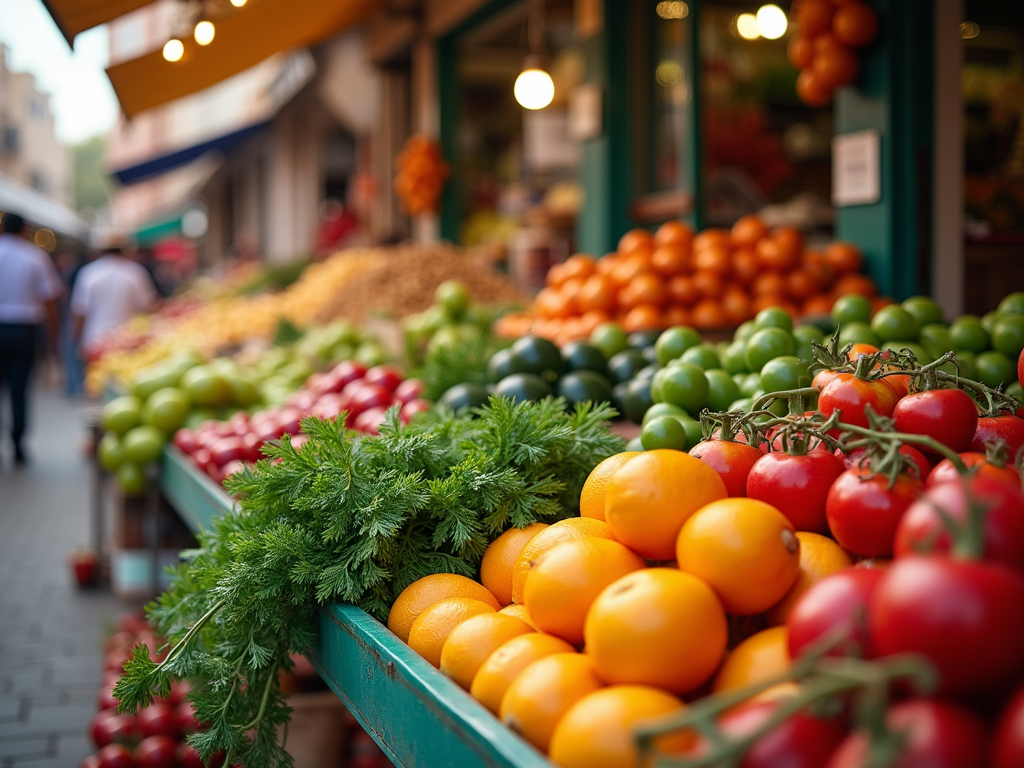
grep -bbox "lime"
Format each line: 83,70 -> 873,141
621,379 -> 654,422
634,363 -> 661,382
509,336 -> 565,382
131,363 -> 181,402
998,292 -> 1024,316
949,317 -> 990,353
754,306 -> 794,333
624,436 -> 645,452
901,296 -> 944,327
487,348 -> 515,382
740,372 -> 762,398
680,344 -> 722,371
678,416 -> 704,448
952,350 -> 978,381
97,432 -> 123,472
438,382 -> 491,412
435,280 -> 470,318
116,462 -> 147,496
760,356 -> 812,393
628,330 -> 663,350
991,315 -> 1024,358
728,397 -> 754,412
495,373 -> 553,404
659,363 -> 710,413
722,340 -> 749,374
642,402 -> 691,426
1007,381 -> 1024,405
871,306 -> 920,343
832,294 -> 872,326
183,408 -> 219,429
102,396 -> 142,435
918,324 -> 953,359
181,366 -> 232,407
650,368 -> 669,403
230,374 -> 261,407
556,370 -> 614,407
733,321 -> 757,343
142,388 -> 190,433
745,328 -> 796,372
641,416 -> 689,451
121,425 -> 166,465
606,349 -> 648,385
976,351 -> 1016,388
838,323 -> 881,348
590,322 -> 630,359
560,341 -> 608,374
705,369 -> 741,412
982,311 -> 1001,334
880,340 -> 932,364
655,326 -> 702,365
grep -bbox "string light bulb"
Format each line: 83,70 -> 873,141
194,20 -> 215,46
514,64 -> 555,110
230,0 -> 247,5
162,38 -> 184,61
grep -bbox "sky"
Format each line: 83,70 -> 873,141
0,0 -> 119,145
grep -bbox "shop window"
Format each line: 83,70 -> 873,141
28,95 -> 45,119
29,170 -> 46,194
1,125 -> 18,156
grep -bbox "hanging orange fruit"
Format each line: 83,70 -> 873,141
394,135 -> 450,215
791,0 -> 879,107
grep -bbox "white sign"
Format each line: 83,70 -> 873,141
568,84 -> 602,141
832,129 -> 880,207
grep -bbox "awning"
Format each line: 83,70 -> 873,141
105,0 -> 378,118
110,120 -> 270,185
134,214 -> 183,245
40,0 -> 152,46
0,173 -> 89,238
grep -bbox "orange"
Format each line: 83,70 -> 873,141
803,294 -> 836,316
498,603 -> 537,628
825,242 -> 863,274
654,220 -> 694,249
439,612 -> 533,690
667,275 -> 699,306
693,245 -> 731,275
577,275 -> 617,314
731,215 -> 769,247
692,269 -> 725,300
788,34 -> 814,70
523,538 -> 646,645
664,305 -> 691,327
765,532 -> 853,625
692,228 -> 730,253
676,498 -> 801,615
622,304 -> 664,333
691,300 -> 730,330
511,518 -> 618,604
618,229 -> 654,256
480,523 -> 549,606
500,653 -> 603,753
548,686 -> 693,768
388,574 -> 500,642
834,273 -> 877,298
580,452 -> 642,521
470,633 -> 576,714
712,626 -> 791,693
731,247 -> 760,286
796,68 -> 832,107
584,568 -> 727,695
407,598 -> 497,667
651,243 -> 689,277
561,254 -> 597,282
813,43 -> 859,89
752,271 -> 786,297
619,272 -> 667,309
604,450 -> 728,561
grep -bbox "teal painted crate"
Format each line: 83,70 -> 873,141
159,446 -> 549,768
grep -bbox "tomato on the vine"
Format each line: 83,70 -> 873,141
994,683 -> 1024,768
928,451 -> 1021,489
825,699 -> 989,768
825,469 -> 924,557
892,388 -> 979,453
894,477 -> 1024,571
869,555 -> 1024,697
746,451 -> 844,533
839,445 -> 931,482
787,567 -> 884,660
689,439 -> 764,498
970,414 -> 1024,458
818,374 -> 900,428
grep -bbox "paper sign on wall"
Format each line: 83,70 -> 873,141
832,129 -> 880,207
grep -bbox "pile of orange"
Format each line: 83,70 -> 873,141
384,448 -> 858,767
394,135 -> 450,215
789,0 -> 879,107
496,216 -> 884,346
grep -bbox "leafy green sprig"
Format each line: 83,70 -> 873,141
114,396 -> 623,767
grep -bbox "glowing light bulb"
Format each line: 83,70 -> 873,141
230,0 -> 247,5
514,68 -> 555,110
755,4 -> 787,40
163,38 -> 184,62
736,13 -> 759,40
194,20 -> 215,46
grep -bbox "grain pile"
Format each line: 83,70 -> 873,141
314,243 -> 525,322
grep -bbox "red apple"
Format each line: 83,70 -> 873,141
287,390 -> 317,412
312,394 -> 346,421
96,743 -> 135,768
192,448 -> 213,473
399,399 -> 431,423
134,735 -> 177,768
81,755 -> 102,768
339,378 -> 366,407
208,437 -> 246,467
172,429 -> 197,455
347,384 -> 393,422
364,365 -> 404,393
241,432 -> 263,462
175,701 -> 200,734
277,408 -> 302,436
219,460 -> 246,484
176,744 -> 204,768
227,412 -> 249,436
166,679 -> 190,708
354,407 -> 389,435
290,433 -> 309,450
137,702 -> 178,739
253,418 -> 286,444
394,379 -> 424,404
91,709 -> 136,748
331,361 -> 367,389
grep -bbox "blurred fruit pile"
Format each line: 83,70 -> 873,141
394,135 -> 449,215
403,280 -> 503,365
496,217 -> 885,346
788,0 -> 880,106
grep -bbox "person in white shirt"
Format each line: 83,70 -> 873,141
0,212 -> 63,465
71,232 -> 159,359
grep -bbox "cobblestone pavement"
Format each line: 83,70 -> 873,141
0,386 -> 137,767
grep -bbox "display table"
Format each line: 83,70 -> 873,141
159,446 -> 550,768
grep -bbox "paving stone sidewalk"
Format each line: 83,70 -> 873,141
0,386 -> 136,767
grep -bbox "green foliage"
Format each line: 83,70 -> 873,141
272,318 -> 304,346
114,396 -> 623,767
72,135 -> 111,214
413,331 -> 510,401
238,260 -> 313,296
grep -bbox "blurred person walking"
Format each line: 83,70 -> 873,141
71,232 -> 159,362
0,212 -> 62,465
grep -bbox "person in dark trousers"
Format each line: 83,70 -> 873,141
0,212 -> 62,465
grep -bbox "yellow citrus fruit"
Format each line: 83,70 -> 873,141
388,574 -> 500,643
766,532 -> 853,625
500,653 -> 603,753
605,449 -> 728,560
481,523 -> 549,606
712,626 -> 791,693
511,518 -> 618,604
498,603 -> 537,629
524,537 -> 646,645
579,452 -> 642,521
407,598 -> 497,668
584,568 -> 727,695
676,498 -> 801,615
470,633 -> 576,714
439,612 -> 533,690
548,685 -> 693,768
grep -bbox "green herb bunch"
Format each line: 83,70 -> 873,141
411,330 -> 509,401
114,396 -> 623,767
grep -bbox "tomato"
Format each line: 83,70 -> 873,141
1019,347 -> 1024,388
994,684 -> 1024,768
90,709 -> 137,748
746,451 -> 844,533
928,452 -> 1021,489
894,477 -> 1024,571
687,700 -> 846,768
787,567 -> 884,660
825,699 -> 989,768
970,415 -> 1024,458
134,735 -> 177,768
840,445 -> 931,482
96,744 -> 136,768
137,701 -> 178,739
81,756 -> 101,768
812,368 -> 842,391
869,555 -> 1024,696
826,469 -> 923,557
818,374 -> 900,429
892,389 -> 979,454
175,701 -> 201,734
689,439 -> 764,497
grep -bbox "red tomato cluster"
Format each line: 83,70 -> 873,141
85,614 -> 216,768
789,0 -> 879,107
172,362 -> 429,485
394,135 -> 449,215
